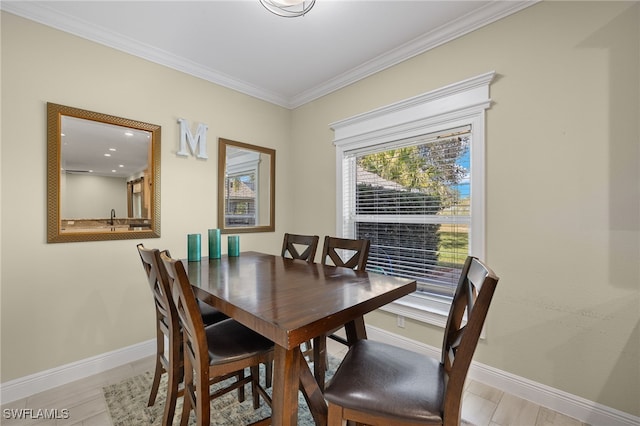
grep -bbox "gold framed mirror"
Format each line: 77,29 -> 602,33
47,103 -> 161,243
217,138 -> 275,234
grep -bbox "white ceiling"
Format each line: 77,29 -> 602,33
61,115 -> 151,177
3,0 -> 535,109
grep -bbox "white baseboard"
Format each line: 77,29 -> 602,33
2,330 -> 639,426
366,326 -> 639,426
0,339 -> 155,405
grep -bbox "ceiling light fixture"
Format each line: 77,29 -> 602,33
259,0 -> 315,18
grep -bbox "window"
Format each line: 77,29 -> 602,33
224,171 -> 257,227
345,126 -> 471,297
224,148 -> 261,227
331,72 -> 494,326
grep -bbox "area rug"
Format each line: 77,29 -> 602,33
104,357 -> 341,426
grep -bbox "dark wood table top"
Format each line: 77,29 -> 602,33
185,251 -> 417,350
184,251 -> 416,425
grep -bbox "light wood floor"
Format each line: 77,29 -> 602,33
1,340 -> 587,426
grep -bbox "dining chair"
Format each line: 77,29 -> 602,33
321,235 -> 370,271
324,256 -> 499,426
281,233 -> 320,262
308,236 -> 372,390
136,244 -> 228,425
281,233 -> 320,361
161,252 -> 274,426
321,236 -> 371,346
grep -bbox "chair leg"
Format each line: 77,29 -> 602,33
327,402 -> 346,426
179,389 -> 192,426
237,369 -> 246,402
313,336 -> 327,391
265,361 -> 273,388
180,354 -> 195,426
250,365 -> 261,409
162,359 -> 180,426
147,357 -> 163,406
162,334 -> 183,426
301,339 -> 314,362
149,327 -> 166,407
196,371 -> 211,426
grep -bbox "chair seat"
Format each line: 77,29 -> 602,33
324,339 -> 445,424
204,319 -> 274,366
197,299 -> 228,325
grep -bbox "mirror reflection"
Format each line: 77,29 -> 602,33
218,138 -> 275,233
47,103 -> 161,243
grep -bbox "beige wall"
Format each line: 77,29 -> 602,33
1,11 -> 292,380
2,0 -> 639,417
291,1 -> 639,416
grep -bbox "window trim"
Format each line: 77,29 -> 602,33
331,71 -> 495,326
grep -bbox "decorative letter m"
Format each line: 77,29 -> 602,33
177,118 -> 208,159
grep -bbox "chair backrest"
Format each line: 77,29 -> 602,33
281,233 -> 319,262
321,236 -> 370,270
441,256 -> 499,423
160,252 -> 209,370
137,244 -> 178,336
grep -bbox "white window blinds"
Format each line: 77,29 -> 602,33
342,126 -> 471,297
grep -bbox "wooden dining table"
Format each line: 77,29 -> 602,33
184,251 -> 416,426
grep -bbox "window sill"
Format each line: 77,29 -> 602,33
378,291 -> 484,338
378,292 -> 452,328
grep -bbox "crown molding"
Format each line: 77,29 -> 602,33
289,1 -> 536,108
1,1 -> 537,110
0,1 -> 291,107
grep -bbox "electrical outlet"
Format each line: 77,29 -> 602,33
397,315 -> 405,328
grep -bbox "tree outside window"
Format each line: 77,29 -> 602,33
349,130 -> 471,297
